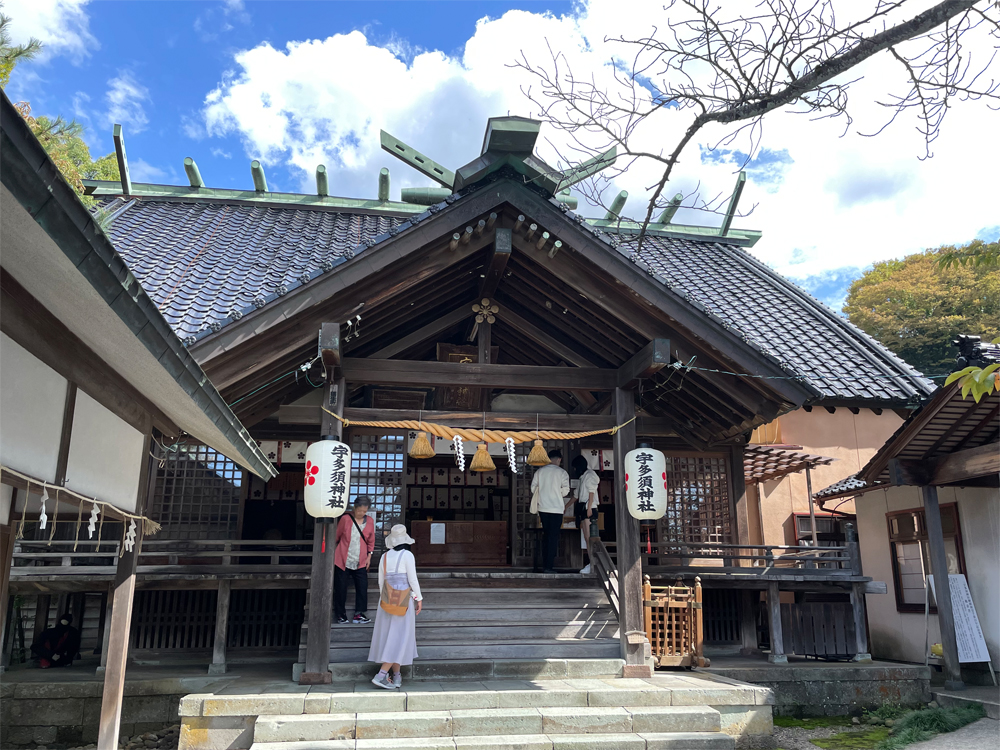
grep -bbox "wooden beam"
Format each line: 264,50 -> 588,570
208,579 -> 231,675
370,307 -> 471,360
479,228 -> 512,301
730,444 -> 750,549
55,383 -> 78,486
766,581 -> 786,663
97,425 -> 154,750
929,442 -> 1000,485
341,358 -> 618,391
300,374 -> 345,684
319,322 -> 342,371
618,339 -> 670,389
613,387 -> 649,676
0,271 -> 179,436
0,489 -> 18,665
499,308 -> 596,368
338,408 -> 675,434
922,485 -> 963,689
850,582 -> 871,661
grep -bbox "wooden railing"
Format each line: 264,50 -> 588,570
589,537 -> 620,619
10,539 -> 313,576
643,575 -> 708,668
606,540 -> 862,576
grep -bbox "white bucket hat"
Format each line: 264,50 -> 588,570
385,524 -> 416,549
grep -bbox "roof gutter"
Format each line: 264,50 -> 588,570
0,91 -> 276,480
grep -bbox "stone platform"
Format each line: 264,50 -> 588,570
702,655 -> 931,717
177,670 -> 774,750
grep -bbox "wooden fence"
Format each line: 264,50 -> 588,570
642,575 -> 708,668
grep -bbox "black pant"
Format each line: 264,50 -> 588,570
539,512 -> 563,571
334,566 -> 368,619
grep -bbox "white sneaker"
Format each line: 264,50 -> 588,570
372,673 -> 396,690
580,564 -> 592,574
392,672 -> 402,689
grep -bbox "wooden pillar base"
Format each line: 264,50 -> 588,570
299,671 -> 333,685
623,664 -> 654,678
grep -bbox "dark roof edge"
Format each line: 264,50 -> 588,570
0,91 -> 276,480
712,242 -> 936,401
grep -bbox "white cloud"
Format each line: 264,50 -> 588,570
211,147 -> 232,159
2,0 -> 97,63
194,0 -> 250,42
191,0 -> 1000,283
103,71 -> 151,134
129,158 -> 167,183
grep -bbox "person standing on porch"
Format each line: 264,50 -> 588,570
531,449 -> 571,574
572,455 -> 601,575
334,496 -> 376,624
369,524 -> 423,689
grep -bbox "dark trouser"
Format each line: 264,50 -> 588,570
539,512 -> 563,571
334,566 -> 368,619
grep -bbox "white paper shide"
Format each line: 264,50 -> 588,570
624,448 -> 667,519
303,440 -> 351,518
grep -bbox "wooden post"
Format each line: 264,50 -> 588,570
97,582 -> 113,672
300,374 -> 346,685
613,387 -> 650,677
0,488 -> 18,668
97,428 -> 154,750
766,581 -> 786,664
740,589 -> 759,655
922,485 -> 964,689
850,581 -> 872,662
209,579 -> 232,674
805,464 -> 818,548
693,576 -> 706,667
478,320 -> 492,411
730,443 -> 749,565
642,574 -> 653,653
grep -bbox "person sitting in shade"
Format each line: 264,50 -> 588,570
31,612 -> 81,669
333,496 -> 376,625
531,449 -> 571,574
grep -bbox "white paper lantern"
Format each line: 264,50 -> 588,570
303,440 -> 352,519
624,448 -> 668,519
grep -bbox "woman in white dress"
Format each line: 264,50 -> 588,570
369,524 -> 423,689
571,455 -> 601,574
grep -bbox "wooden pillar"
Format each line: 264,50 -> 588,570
97,428 -> 154,750
0,487 -> 18,668
33,594 -> 51,643
208,580 -> 232,675
805,465 -> 818,547
613,387 -> 649,676
740,589 -> 759,655
478,321 -> 492,411
729,444 -> 749,564
300,375 -> 345,685
766,581 -> 786,664
923,485 -> 964,689
97,583 -> 113,672
850,582 -> 872,662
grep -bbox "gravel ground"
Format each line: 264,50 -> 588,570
773,723 -> 872,750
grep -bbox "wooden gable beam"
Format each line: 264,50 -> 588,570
370,307 -> 470,359
319,322 -> 341,371
479,227 -> 512,301
341,358 -> 617,390
890,443 -> 1000,486
500,308 -> 596,368
618,338 -> 669,388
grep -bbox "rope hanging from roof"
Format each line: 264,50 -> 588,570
322,407 -> 635,444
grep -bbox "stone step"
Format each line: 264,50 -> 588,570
329,621 -> 619,643
297,657 -> 626,683
251,732 -> 735,749
325,639 -> 622,663
399,606 -> 615,622
252,705 -> 722,743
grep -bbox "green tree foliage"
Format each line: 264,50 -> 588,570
843,243 -> 1000,377
0,6 -> 41,87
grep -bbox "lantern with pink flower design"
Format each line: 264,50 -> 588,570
303,440 -> 352,518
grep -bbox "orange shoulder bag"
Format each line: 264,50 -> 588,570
379,551 -> 412,616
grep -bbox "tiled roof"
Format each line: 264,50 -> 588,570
104,198 -> 404,341
102,189 -> 934,405
814,474 -> 873,500
621,234 -> 934,403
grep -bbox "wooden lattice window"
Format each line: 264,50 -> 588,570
147,444 -> 243,540
228,589 -> 305,649
513,441 -> 539,563
348,432 -> 405,556
660,454 -> 732,545
131,590 -> 216,650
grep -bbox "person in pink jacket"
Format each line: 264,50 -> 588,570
333,496 -> 376,624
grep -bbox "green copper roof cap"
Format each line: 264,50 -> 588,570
481,116 -> 541,156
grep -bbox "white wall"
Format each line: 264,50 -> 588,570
1,482 -> 11,525
64,390 -> 144,513
857,485 -> 999,666
0,332 -> 68,482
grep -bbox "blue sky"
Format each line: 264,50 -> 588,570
6,0 -> 998,314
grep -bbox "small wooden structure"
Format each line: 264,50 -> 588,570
642,575 -> 708,668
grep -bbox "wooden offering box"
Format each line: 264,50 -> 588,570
411,520 -> 508,567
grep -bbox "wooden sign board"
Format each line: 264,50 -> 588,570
928,574 -> 991,664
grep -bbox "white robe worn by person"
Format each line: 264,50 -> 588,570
368,547 -> 423,666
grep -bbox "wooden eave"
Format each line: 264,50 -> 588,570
194,179 -> 812,444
